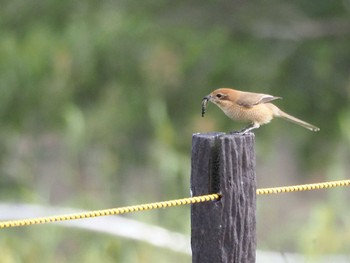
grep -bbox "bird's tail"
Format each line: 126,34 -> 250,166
277,110 -> 320,132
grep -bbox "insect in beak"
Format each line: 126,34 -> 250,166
201,95 -> 210,117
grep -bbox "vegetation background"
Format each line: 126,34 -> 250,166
1,0 -> 350,262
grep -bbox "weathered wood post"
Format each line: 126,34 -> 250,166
191,132 -> 256,263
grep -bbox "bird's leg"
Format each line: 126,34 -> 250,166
238,123 -> 260,135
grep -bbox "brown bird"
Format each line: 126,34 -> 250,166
202,88 -> 320,134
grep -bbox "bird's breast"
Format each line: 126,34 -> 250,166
219,103 -> 275,124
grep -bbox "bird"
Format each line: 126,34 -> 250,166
202,88 -> 320,134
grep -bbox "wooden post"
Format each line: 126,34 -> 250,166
191,132 -> 256,263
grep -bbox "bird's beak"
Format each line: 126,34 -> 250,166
202,95 -> 211,101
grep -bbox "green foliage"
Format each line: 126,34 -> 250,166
1,0 -> 350,261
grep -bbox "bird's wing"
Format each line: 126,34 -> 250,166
236,92 -> 282,107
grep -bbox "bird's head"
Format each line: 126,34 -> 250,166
202,88 -> 237,117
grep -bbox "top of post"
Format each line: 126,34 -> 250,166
192,132 -> 255,140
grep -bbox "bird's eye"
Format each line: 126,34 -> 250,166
216,93 -> 223,98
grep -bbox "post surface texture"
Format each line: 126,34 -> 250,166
191,132 -> 256,263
